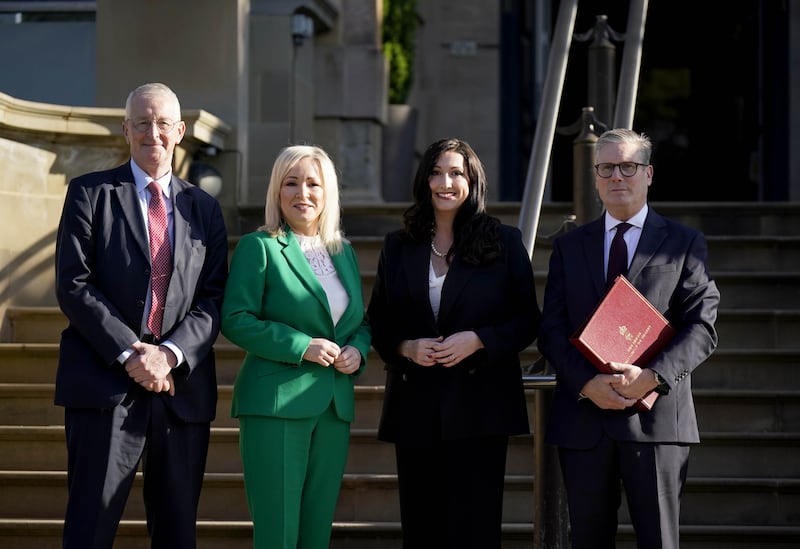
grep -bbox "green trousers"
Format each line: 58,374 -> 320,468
238,403 -> 350,549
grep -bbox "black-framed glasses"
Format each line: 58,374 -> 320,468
594,162 -> 648,178
127,118 -> 181,135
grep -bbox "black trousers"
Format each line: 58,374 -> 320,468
395,435 -> 509,549
558,433 -> 690,549
62,387 -> 210,549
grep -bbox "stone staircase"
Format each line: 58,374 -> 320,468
1,202 -> 799,548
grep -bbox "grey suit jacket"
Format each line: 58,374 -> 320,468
539,208 -> 720,448
54,162 -> 229,422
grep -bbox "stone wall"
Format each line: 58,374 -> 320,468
0,92 -> 230,341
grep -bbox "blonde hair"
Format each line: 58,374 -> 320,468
260,145 -> 345,254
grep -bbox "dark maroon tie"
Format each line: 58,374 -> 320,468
146,181 -> 172,339
606,222 -> 632,287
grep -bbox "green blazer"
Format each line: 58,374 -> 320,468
221,230 -> 371,422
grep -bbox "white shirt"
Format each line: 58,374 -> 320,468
131,159 -> 175,249
604,204 -> 648,278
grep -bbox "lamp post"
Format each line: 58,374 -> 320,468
290,13 -> 313,143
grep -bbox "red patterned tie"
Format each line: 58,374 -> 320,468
606,222 -> 632,287
147,181 -> 172,339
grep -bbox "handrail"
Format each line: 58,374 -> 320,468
613,0 -> 648,128
523,371 -> 563,549
518,0 -> 579,259
517,1 -> 649,546
516,2 -> 578,543
522,375 -> 557,389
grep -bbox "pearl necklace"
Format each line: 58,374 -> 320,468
430,240 -> 450,258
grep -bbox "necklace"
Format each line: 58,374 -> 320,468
430,240 -> 450,258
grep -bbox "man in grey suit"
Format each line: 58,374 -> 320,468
54,82 -> 228,549
538,128 -> 720,548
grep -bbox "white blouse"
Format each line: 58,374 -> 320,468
295,233 -> 350,324
428,260 -> 446,320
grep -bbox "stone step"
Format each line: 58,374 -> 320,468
8,304 -> 800,354
290,234 -> 800,275
1,425 -> 798,479
6,262 -> 800,343
227,232 -> 800,293
336,201 -> 800,238
693,390 -> 800,433
1,468 -> 796,527
1,518 -> 799,549
714,309 -> 800,350
690,349 -> 800,391
3,383 -> 799,435
0,518 -> 532,549
0,342 -> 541,388
0,425 -> 531,476
0,470 -> 532,523
702,236 -> 800,273
229,231 -> 800,275
709,272 -> 800,309
1,343 -> 796,392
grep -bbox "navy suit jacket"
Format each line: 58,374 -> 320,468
539,208 -> 720,448
368,224 -> 539,445
54,162 -> 229,423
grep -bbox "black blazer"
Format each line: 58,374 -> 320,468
368,224 -> 540,446
54,162 -> 229,422
539,208 -> 720,448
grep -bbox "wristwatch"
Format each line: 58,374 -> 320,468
652,369 -> 670,395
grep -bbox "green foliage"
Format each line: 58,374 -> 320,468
383,0 -> 416,104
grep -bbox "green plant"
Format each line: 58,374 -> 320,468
382,0 -> 416,104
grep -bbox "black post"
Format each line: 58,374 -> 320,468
586,15 -> 618,128
573,107 -> 603,225
534,389 -> 570,548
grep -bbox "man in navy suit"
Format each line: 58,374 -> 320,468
538,128 -> 720,548
54,82 -> 228,548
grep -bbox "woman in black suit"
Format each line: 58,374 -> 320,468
367,138 -> 541,548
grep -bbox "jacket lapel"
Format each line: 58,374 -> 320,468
582,217 -> 607,297
154,176 -> 193,332
627,209 -> 668,283
403,240 -> 438,326
114,163 -> 150,259
437,257 -> 474,327
170,176 -> 192,278
279,231 -> 331,315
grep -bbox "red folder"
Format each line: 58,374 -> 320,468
570,275 -> 675,411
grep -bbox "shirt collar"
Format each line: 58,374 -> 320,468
605,204 -> 648,232
130,159 -> 172,198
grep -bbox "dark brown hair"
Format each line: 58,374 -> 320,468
403,138 -> 500,265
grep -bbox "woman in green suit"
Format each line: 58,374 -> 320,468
221,145 -> 371,549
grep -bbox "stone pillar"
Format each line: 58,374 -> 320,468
246,0 -> 385,226
314,0 -> 386,203
248,3 -> 314,212
94,0 -> 249,232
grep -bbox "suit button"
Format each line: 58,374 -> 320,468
402,374 -> 408,382
137,300 -> 145,307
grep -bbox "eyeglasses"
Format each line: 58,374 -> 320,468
127,118 -> 181,134
594,162 -> 648,178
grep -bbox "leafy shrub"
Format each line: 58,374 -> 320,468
383,0 -> 416,104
